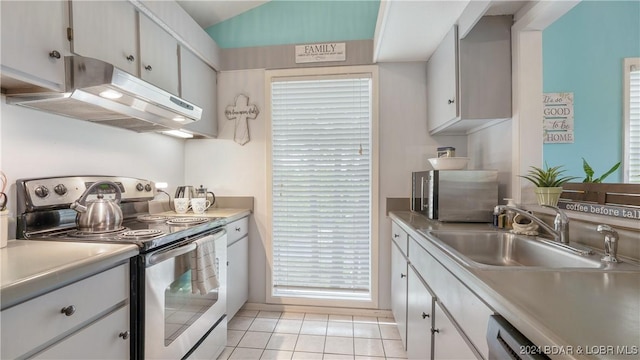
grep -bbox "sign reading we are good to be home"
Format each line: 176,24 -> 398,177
295,42 -> 346,63
543,92 -> 574,144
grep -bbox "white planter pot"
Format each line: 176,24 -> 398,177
534,187 -> 563,206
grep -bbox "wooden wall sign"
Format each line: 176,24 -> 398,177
543,92 -> 574,143
295,42 -> 346,63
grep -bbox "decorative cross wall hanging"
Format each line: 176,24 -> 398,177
225,94 -> 259,145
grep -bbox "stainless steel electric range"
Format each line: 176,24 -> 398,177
16,175 -> 228,360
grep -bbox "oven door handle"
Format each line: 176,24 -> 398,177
148,242 -> 197,266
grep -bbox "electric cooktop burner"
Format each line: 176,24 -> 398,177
67,227 -> 129,238
120,229 -> 166,240
136,215 -> 171,223
166,217 -> 209,226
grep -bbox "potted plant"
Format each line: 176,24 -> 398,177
520,164 -> 579,206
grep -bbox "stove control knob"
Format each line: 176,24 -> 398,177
34,186 -> 49,198
145,184 -> 152,192
54,184 -> 67,196
136,183 -> 144,191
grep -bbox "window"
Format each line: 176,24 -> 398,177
624,58 -> 640,183
266,66 -> 378,308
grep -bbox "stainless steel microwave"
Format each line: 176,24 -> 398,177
411,170 -> 498,222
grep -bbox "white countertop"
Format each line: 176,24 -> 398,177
390,211 -> 640,360
154,208 -> 251,221
1,240 -> 138,310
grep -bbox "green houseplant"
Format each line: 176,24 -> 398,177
581,158 -> 620,183
520,164 -> 579,206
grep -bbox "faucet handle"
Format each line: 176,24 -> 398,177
597,224 -> 619,263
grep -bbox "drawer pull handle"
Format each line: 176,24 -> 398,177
393,233 -> 399,238
431,328 -> 440,334
49,50 -> 61,59
447,99 -> 455,104
235,227 -> 241,232
126,54 -> 135,62
421,312 -> 430,319
400,273 -> 406,278
144,65 -> 152,71
119,331 -> 130,340
61,305 -> 76,316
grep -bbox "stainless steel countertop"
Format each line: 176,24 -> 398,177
390,211 -> 640,360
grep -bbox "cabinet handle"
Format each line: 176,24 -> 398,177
393,233 -> 399,238
448,99 -> 455,104
61,305 -> 76,316
144,65 -> 153,71
235,227 -> 241,232
431,328 -> 440,334
422,312 -> 430,319
49,50 -> 61,59
126,55 -> 135,62
400,273 -> 406,278
119,331 -> 130,340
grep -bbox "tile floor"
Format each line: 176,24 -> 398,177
218,310 -> 408,360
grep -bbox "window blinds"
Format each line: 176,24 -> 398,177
270,76 -> 372,299
628,66 -> 640,183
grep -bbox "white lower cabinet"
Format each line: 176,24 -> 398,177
391,220 -> 494,359
226,216 -> 249,319
406,265 -> 433,360
0,263 -> 130,359
432,301 -> 477,360
391,240 -> 408,348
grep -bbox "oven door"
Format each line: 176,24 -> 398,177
144,229 -> 227,359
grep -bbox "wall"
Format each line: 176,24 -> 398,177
467,120 -> 513,201
542,0 -> 640,181
0,97 -> 186,237
185,63 -> 467,309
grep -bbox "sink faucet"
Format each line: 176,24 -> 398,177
596,224 -> 619,263
493,204 -> 570,244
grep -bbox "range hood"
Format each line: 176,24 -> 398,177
5,56 -> 202,132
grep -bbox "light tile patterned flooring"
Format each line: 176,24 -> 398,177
218,310 -> 408,360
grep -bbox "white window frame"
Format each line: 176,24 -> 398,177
265,65 -> 379,309
623,57 -> 640,183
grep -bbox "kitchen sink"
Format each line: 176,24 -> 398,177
419,230 -> 617,269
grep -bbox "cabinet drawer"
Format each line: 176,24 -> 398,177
391,221 -> 408,256
409,239 -> 493,358
226,216 -> 249,246
33,305 -> 129,359
1,264 -> 129,359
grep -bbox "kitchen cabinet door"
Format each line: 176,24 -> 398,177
180,46 -> 218,138
70,0 -> 138,75
139,14 -> 179,95
426,25 -> 459,132
433,302 -> 477,360
427,16 -> 512,135
406,265 -> 434,360
1,0 -> 68,91
391,240 -> 408,348
227,234 -> 248,319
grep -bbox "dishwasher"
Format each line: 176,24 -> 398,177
487,315 -> 550,360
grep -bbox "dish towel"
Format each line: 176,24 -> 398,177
189,236 -> 220,295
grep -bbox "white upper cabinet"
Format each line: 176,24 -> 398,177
427,15 -> 512,135
139,14 -> 179,95
1,0 -> 69,91
69,0 -> 139,76
180,46 -> 218,138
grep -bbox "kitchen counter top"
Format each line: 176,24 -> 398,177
154,208 -> 251,223
1,240 -> 138,310
390,211 -> 640,360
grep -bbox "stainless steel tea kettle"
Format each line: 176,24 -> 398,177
71,181 -> 123,232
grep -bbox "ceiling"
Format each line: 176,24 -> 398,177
176,0 -> 527,62
176,0 -> 270,29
